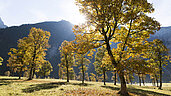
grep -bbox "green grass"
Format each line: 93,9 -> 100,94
0,76 -> 171,96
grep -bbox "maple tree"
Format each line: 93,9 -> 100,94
75,53 -> 90,84
94,47 -> 112,85
25,27 -> 51,80
145,39 -> 170,89
74,0 -> 160,95
7,49 -> 18,76
37,61 -> 53,78
89,73 -> 96,81
59,40 -> 75,82
7,27 -> 51,80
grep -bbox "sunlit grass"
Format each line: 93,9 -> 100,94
0,76 -> 171,96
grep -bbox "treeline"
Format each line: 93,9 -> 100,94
57,37 -> 170,89
1,0 -> 171,95
1,26 -> 170,95
5,27 -> 53,80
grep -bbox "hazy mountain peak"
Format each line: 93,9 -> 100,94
0,17 -> 7,28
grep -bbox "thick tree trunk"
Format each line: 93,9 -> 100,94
105,41 -> 128,95
158,61 -> 162,89
28,67 -> 33,80
138,74 -> 141,86
114,71 -> 117,85
103,68 -> 106,85
118,71 -> 129,96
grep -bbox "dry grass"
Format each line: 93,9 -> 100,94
0,76 -> 171,96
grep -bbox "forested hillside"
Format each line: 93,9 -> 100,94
0,20 -> 74,78
0,21 -> 171,82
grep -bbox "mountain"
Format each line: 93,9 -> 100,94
148,26 -> 171,82
0,20 -> 74,78
0,18 -> 7,28
0,20 -> 171,82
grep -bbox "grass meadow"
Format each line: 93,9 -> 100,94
0,76 -> 171,96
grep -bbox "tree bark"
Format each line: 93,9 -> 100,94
32,68 -> 35,79
65,55 -> 69,82
118,71 -> 129,96
28,67 -> 33,80
114,71 -> 117,85
105,41 -> 128,95
81,60 -> 84,84
28,46 -> 36,80
158,60 -> 162,89
103,68 -> 106,85
155,75 -> 159,87
138,74 -> 141,86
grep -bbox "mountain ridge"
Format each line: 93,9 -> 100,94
0,21 -> 171,82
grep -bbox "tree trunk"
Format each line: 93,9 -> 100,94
118,71 -> 129,96
114,71 -> 117,85
155,75 -> 159,87
105,41 -> 128,95
65,55 -> 69,82
28,67 -> 33,80
158,61 -> 162,89
153,79 -> 156,86
138,74 -> 141,86
32,68 -> 35,79
81,62 -> 84,84
28,47 -> 36,80
103,68 -> 106,85
18,67 -> 22,79
142,75 -> 145,86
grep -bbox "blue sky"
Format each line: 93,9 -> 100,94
0,0 -> 170,27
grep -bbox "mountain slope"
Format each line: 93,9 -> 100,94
0,20 -> 74,78
149,26 -> 171,82
0,21 -> 171,82
0,17 -> 7,28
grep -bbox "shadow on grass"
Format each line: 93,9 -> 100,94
0,78 -> 23,86
101,85 -> 120,91
22,82 -> 66,93
128,87 -> 171,96
101,85 -> 170,96
22,81 -> 94,93
0,78 -> 19,80
70,83 -> 93,86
